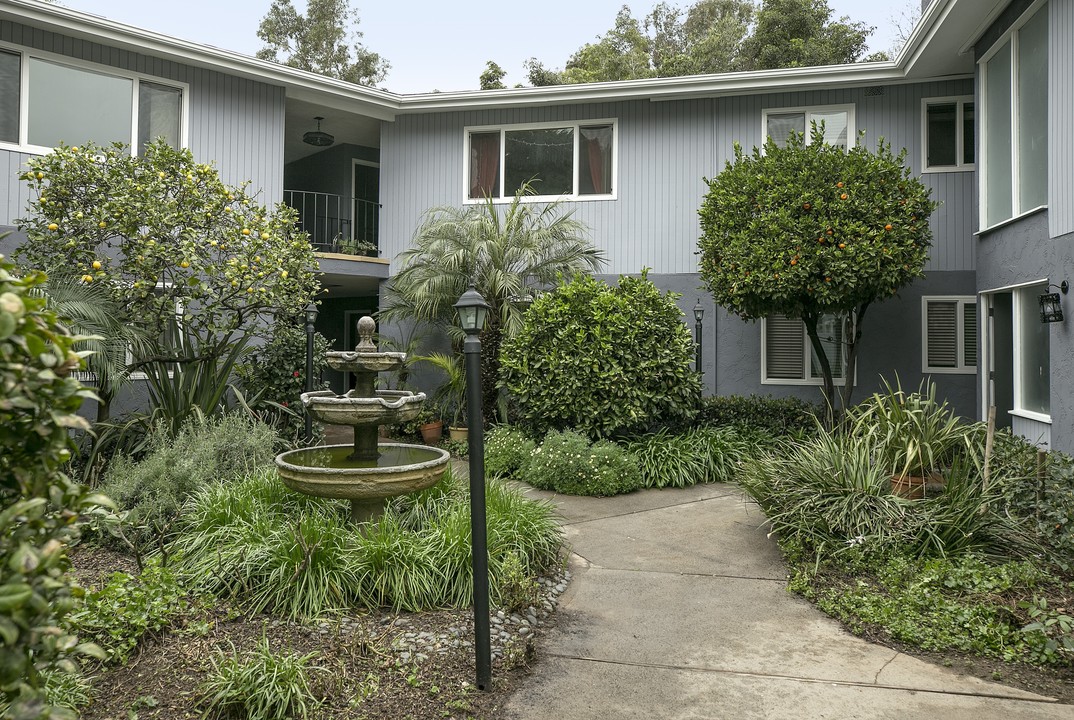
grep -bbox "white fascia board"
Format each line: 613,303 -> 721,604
0,0 -> 401,120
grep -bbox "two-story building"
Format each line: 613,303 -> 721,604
0,0 -> 1070,452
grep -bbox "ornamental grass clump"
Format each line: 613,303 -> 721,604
518,430 -> 642,496
171,467 -> 563,616
627,427 -> 754,488
199,635 -> 323,720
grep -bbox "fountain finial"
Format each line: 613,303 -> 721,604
356,315 -> 377,352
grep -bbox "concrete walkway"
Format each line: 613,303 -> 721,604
504,482 -> 1074,720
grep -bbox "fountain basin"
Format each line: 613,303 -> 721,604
325,350 -> 406,374
275,443 -> 450,501
301,389 -> 426,426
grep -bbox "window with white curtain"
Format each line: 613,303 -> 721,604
761,105 -> 854,149
980,3 -> 1048,229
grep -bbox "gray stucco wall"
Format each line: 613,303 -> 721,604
620,271 -> 978,419
976,210 -> 1074,453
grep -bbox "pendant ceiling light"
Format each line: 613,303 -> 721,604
303,116 -> 334,147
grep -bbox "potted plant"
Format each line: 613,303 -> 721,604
416,352 -> 468,441
850,379 -> 965,499
417,404 -> 444,444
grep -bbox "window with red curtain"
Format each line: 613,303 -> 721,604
578,125 -> 613,195
469,132 -> 501,199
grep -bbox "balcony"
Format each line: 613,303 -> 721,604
284,190 -> 381,258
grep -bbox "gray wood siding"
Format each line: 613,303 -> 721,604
0,20 -> 285,227
382,78 -> 975,276
1050,0 -> 1074,238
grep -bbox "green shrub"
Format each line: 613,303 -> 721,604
40,669 -> 92,713
0,255 -> 108,715
171,467 -> 563,616
696,394 -> 819,436
627,427 -> 753,488
500,272 -> 702,439
235,318 -> 331,445
199,635 -> 323,720
518,430 -> 642,496
484,426 -> 536,478
739,429 -> 1030,562
65,557 -> 187,664
99,414 -> 276,553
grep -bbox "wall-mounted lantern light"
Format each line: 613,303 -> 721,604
1039,281 -> 1068,324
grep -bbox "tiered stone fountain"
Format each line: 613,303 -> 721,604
275,316 -> 450,522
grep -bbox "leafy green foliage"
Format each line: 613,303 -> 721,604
497,553 -> 541,614
697,394 -> 819,436
0,255 -> 107,717
627,427 -> 753,488
739,0 -> 880,70
14,141 -> 320,360
65,558 -> 186,665
39,670 -> 92,713
99,415 -> 276,555
256,0 -> 388,85
235,318 -> 331,443
518,430 -> 642,497
699,127 -> 937,414
171,468 -> 562,616
501,273 -> 702,439
484,426 -> 537,479
1020,596 -> 1074,665
199,635 -> 323,720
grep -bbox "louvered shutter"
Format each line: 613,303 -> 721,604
766,315 -> 805,379
963,302 -> 977,367
926,301 -> 958,368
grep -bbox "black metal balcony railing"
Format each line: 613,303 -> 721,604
283,190 -> 381,257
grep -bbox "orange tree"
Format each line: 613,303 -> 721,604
698,127 -> 936,420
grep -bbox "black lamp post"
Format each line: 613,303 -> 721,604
693,299 -> 704,376
453,286 -> 492,691
304,301 -> 319,444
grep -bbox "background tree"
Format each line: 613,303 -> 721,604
379,185 -> 606,417
479,61 -> 507,90
526,0 -> 877,85
257,0 -> 388,85
697,127 -> 937,420
738,0 -> 874,69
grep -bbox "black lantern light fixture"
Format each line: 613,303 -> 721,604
304,301 -> 319,443
453,286 -> 492,691
302,116 -> 335,147
1039,281 -> 1068,324
693,299 -> 704,375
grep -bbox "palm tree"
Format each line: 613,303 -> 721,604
380,184 -> 606,417
39,272 -> 151,422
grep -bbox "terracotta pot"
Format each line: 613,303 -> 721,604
448,425 -> 469,442
890,472 -> 945,499
419,420 -> 443,444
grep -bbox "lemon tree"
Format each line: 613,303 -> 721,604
14,141 -> 320,359
698,127 -> 936,419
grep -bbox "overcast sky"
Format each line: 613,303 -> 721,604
55,0 -> 913,94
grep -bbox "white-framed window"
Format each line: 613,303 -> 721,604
921,97 -> 974,172
1013,284 -> 1050,421
0,43 -> 187,155
922,296 -> 977,373
761,104 -> 855,149
463,119 -> 616,202
761,313 -> 851,385
979,1 -> 1048,230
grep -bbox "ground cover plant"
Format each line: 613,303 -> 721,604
516,430 -> 643,496
627,426 -> 753,488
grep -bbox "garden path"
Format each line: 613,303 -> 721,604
501,482 -> 1074,720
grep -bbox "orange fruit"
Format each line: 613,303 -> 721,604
826,229 -> 834,236
803,203 -> 811,210
836,182 -> 844,188
790,259 -> 797,266
838,243 -> 846,249
884,224 -> 893,231
825,277 -> 831,282
840,193 -> 848,200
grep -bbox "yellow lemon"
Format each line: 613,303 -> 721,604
47,223 -> 58,232
92,260 -> 102,270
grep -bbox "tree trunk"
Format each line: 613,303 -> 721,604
802,311 -> 837,428
838,302 -> 869,421
96,386 -> 114,424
